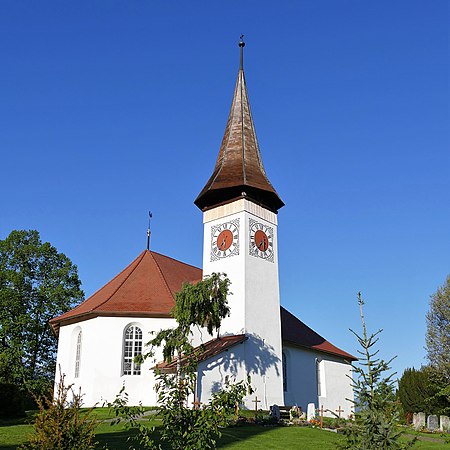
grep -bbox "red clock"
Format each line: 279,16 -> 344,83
211,221 -> 239,259
249,220 -> 274,260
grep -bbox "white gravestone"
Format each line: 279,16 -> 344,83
427,415 -> 438,431
439,415 -> 449,432
413,412 -> 426,431
307,403 -> 316,421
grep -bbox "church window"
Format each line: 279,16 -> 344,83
282,352 -> 287,392
74,330 -> 82,378
123,325 -> 143,375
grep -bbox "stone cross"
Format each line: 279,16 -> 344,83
336,405 -> 344,418
427,415 -> 438,431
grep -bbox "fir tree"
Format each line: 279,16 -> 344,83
337,293 -> 415,450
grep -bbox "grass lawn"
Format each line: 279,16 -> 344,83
1,411 -> 449,449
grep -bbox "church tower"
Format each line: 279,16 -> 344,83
195,39 -> 285,407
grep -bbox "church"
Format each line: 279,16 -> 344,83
51,40 -> 356,417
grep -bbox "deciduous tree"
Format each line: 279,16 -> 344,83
425,275 -> 450,380
0,230 -> 84,396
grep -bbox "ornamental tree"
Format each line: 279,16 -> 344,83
337,293 -> 415,450
0,230 -> 84,396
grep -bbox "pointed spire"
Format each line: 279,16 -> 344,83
194,38 -> 284,212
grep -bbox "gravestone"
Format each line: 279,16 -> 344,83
307,403 -> 316,421
440,415 -> 450,432
427,415 -> 438,431
269,404 -> 280,421
413,412 -> 426,430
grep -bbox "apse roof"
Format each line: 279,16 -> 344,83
194,40 -> 284,212
51,250 -> 354,361
281,307 -> 357,361
50,250 -> 202,335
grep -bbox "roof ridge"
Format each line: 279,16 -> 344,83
151,250 -> 201,272
90,251 -> 147,312
149,251 -> 178,300
240,70 -> 247,185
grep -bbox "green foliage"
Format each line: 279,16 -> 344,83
337,293 -> 416,450
425,275 -> 450,381
398,366 -> 450,417
0,382 -> 25,418
111,272 -> 251,450
107,386 -> 157,449
20,370 -> 98,450
0,230 -> 84,397
173,273 -> 231,336
153,372 -> 249,450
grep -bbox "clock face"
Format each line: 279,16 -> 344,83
211,220 -> 239,260
249,219 -> 274,261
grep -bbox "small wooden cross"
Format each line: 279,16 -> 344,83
252,396 -> 261,415
336,405 -> 344,418
192,397 -> 202,410
315,405 -> 324,429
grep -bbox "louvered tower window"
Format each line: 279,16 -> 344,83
74,330 -> 82,378
123,325 -> 142,375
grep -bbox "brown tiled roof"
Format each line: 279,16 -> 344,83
281,307 -> 357,361
50,250 -> 202,335
154,334 -> 247,374
194,52 -> 284,212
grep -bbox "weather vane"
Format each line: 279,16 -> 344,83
147,211 -> 152,250
239,34 -> 245,69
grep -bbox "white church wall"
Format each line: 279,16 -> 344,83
197,339 -> 280,410
56,316 -> 176,407
283,344 -> 354,418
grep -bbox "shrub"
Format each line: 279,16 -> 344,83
0,382 -> 25,418
19,371 -> 98,450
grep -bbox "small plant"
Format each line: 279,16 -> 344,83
289,405 -> 301,420
20,369 -> 98,450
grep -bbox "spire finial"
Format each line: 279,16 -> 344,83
239,34 -> 245,70
146,211 -> 152,250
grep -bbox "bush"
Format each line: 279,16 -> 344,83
19,371 -> 98,450
398,366 -> 450,417
0,382 -> 25,418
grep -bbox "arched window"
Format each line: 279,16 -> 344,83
282,351 -> 288,392
123,325 -> 143,375
74,330 -> 82,378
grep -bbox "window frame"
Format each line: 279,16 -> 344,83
122,324 -> 143,376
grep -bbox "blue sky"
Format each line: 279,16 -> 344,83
1,1 -> 448,379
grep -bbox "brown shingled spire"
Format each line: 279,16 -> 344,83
194,38 -> 284,212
